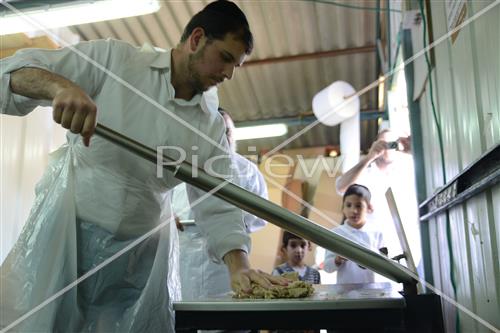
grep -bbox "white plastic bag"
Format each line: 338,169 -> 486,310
0,139 -> 181,332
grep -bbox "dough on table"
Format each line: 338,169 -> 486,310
234,271 -> 315,299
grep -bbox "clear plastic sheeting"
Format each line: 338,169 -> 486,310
178,223 -> 232,300
0,138 -> 181,332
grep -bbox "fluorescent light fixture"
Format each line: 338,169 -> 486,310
234,124 -> 288,141
0,0 -> 160,36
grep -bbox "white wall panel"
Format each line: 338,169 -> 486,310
420,90 -> 444,189
464,194 -> 499,331
435,215 -> 457,333
428,219 -> 443,292
428,2 -> 463,179
1,109 -> 66,263
449,206 -> 477,333
491,184 -> 500,285
449,24 -> 483,166
469,2 -> 500,149
417,1 -> 499,332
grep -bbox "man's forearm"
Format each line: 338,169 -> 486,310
223,249 -> 250,274
10,67 -> 97,145
336,155 -> 372,194
10,67 -> 76,100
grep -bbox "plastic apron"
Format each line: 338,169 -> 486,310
178,223 -> 232,300
0,134 -> 181,332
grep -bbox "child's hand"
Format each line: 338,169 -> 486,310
335,256 -> 346,266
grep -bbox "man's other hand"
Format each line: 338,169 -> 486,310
224,249 -> 288,294
230,268 -> 289,294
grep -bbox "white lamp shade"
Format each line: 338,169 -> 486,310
340,113 -> 360,172
312,81 -> 360,126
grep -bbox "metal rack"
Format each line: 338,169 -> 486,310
419,144 -> 500,221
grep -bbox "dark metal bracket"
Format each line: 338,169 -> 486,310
419,144 -> 500,221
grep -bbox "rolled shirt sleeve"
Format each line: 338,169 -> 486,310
1,39 -> 124,116
248,166 -> 268,231
186,124 -> 250,264
233,153 -> 268,233
1,38 -> 252,264
1,55 -> 51,115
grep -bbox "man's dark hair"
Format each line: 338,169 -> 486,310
282,231 -> 307,248
343,184 -> 372,204
180,0 -> 253,54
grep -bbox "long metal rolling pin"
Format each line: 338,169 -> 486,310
94,123 -> 416,287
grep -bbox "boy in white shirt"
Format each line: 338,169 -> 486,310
323,184 -> 387,284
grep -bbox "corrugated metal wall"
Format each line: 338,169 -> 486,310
70,0 -> 380,153
417,1 -> 499,332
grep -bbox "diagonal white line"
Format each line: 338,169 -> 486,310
2,1 -> 499,332
0,177 -> 233,332
0,2 -> 237,330
5,152 -> 499,332
421,279 -> 500,332
257,1 -> 500,330
254,156 -> 497,333
263,0 -> 500,157
261,157 -> 344,228
262,162 -> 499,331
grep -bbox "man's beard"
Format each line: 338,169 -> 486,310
187,45 -> 208,95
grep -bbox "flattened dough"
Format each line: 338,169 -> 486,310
234,272 -> 315,299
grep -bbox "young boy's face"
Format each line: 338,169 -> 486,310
342,194 -> 370,229
285,238 -> 308,266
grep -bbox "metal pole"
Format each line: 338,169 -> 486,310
401,28 -> 434,289
95,123 -> 417,289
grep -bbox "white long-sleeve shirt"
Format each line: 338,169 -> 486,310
324,223 -> 385,284
0,39 -> 251,331
0,39 -> 249,262
172,153 -> 268,299
230,153 -> 268,232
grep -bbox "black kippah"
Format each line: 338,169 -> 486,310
344,184 -> 371,202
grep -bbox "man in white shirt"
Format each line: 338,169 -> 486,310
0,1 -> 285,332
173,109 -> 268,300
336,130 -> 422,276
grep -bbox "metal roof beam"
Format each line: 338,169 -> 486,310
235,110 -> 387,127
243,45 -> 376,67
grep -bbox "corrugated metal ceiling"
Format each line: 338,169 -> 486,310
68,0 -> 382,154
